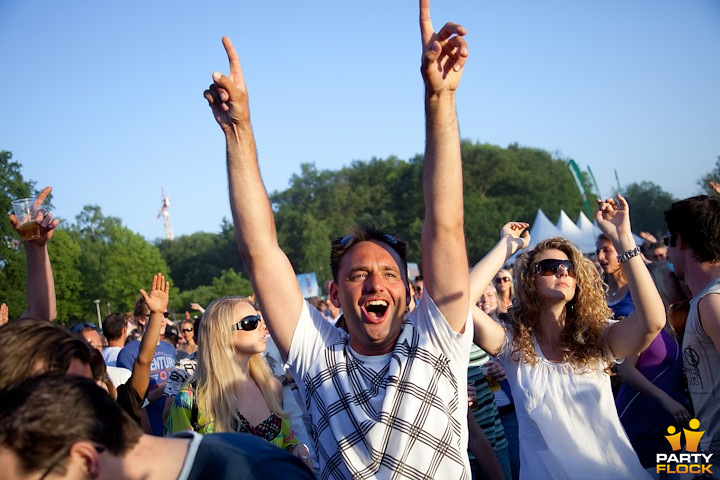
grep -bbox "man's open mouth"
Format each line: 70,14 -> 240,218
363,300 -> 389,323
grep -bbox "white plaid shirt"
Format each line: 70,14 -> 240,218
288,296 -> 472,479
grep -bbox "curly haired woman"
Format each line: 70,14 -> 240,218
165,297 -> 313,470
469,196 -> 665,480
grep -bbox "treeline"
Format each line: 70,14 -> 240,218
3,144 -> 701,325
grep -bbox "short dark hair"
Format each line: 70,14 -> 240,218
0,319 -> 92,391
133,296 -> 150,331
0,373 -> 142,476
665,195 -> 720,263
103,314 -> 126,341
330,223 -> 408,282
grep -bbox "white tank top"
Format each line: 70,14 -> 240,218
682,277 -> 720,454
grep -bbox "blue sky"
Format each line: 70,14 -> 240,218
1,1 -> 718,241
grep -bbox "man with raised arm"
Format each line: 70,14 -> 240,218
204,1 -> 472,477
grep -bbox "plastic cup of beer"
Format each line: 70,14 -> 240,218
483,365 -> 501,391
11,198 -> 41,241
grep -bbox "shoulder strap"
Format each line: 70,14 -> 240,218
190,382 -> 199,431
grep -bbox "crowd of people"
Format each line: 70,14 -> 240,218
1,1 -> 719,479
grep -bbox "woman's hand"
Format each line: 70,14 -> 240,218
660,396 -> 692,425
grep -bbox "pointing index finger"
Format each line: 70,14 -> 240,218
34,186 -> 52,209
221,36 -> 245,85
419,0 -> 434,45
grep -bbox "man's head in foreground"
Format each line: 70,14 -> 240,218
0,373 -> 142,480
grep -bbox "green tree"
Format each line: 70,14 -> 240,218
697,157 -> 720,196
0,151 -> 42,319
70,205 -> 171,318
46,229 -> 85,323
173,269 -> 253,311
619,182 -> 676,237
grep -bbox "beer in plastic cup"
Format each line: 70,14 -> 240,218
11,198 -> 40,241
483,365 -> 501,391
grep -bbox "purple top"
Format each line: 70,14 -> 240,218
615,329 -> 689,467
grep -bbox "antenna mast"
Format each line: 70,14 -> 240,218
157,188 -> 174,241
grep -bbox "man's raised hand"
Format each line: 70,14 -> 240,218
204,36 -> 250,134
419,0 -> 469,94
9,186 -> 60,246
140,273 -> 170,315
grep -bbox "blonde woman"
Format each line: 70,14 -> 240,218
493,268 -> 514,314
470,197 -> 665,479
165,297 -> 312,470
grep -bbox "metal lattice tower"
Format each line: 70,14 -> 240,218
158,188 -> 174,241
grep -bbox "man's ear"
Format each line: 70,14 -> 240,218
676,233 -> 689,251
68,441 -> 101,479
329,281 -> 342,309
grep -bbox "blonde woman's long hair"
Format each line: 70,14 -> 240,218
195,297 -> 286,432
509,237 -> 614,373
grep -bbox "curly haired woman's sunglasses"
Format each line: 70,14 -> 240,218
535,259 -> 576,277
232,314 -> 262,331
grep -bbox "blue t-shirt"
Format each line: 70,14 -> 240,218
117,339 -> 176,435
609,291 -> 635,319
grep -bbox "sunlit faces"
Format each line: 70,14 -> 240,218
493,271 -> 512,294
649,246 -> 668,262
330,240 -> 407,356
533,249 -> 577,304
478,284 -> 499,316
231,302 -> 267,355
596,238 -> 621,276
81,329 -> 103,352
180,320 -> 195,343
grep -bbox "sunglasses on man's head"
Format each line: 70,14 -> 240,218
334,232 -> 400,247
535,259 -> 576,277
233,315 -> 262,332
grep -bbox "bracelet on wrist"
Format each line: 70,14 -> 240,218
617,246 -> 641,263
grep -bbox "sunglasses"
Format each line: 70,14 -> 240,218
494,277 -> 511,284
663,234 -> 676,247
232,314 -> 262,332
181,327 -> 194,333
535,259 -> 576,277
40,444 -> 106,480
334,232 -> 400,247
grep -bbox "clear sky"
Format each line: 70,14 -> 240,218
1,1 -> 718,241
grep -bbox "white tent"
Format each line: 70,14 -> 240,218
505,209 -> 644,265
508,209 -> 564,262
555,210 -> 595,253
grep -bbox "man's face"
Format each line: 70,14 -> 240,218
136,312 -> 168,336
667,234 -> 685,279
82,330 -> 103,352
330,240 -> 408,356
596,239 -> 620,275
414,280 -> 424,300
650,246 -> 668,262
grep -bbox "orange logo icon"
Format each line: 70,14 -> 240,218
665,419 -> 705,453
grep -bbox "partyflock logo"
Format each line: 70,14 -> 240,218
656,418 -> 713,475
